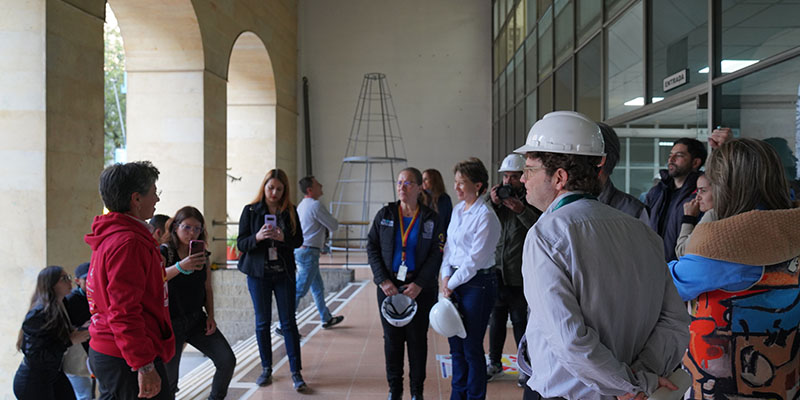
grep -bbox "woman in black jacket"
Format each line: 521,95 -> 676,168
237,168 -> 307,392
161,206 -> 236,400
367,167 -> 444,400
14,265 -> 90,400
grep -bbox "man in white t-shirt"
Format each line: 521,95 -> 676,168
294,176 -> 344,329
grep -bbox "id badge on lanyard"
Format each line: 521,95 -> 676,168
397,205 -> 419,282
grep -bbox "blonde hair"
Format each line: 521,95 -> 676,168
707,138 -> 793,219
251,169 -> 297,235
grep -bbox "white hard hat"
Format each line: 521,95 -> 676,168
381,294 -> 417,327
498,154 -> 526,172
429,297 -> 466,338
514,111 -> 605,157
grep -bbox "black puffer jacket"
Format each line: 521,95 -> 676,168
645,170 -> 701,261
237,201 -> 303,278
367,202 -> 444,290
19,306 -> 71,370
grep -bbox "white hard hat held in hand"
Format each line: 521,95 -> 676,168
381,293 -> 417,327
429,296 -> 466,338
514,111 -> 605,157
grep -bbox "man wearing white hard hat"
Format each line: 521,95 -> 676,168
485,154 -> 541,387
515,111 -> 689,400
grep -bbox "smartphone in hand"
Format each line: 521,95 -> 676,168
189,240 -> 205,255
264,214 -> 277,229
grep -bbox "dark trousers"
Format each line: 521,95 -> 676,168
13,361 -> 76,400
246,272 -> 302,372
487,279 -> 527,366
88,348 -> 172,400
164,312 -> 236,400
377,285 -> 437,397
522,385 -> 565,400
448,272 -> 497,400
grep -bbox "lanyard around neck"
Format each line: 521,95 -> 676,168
552,193 -> 597,212
398,205 -> 420,263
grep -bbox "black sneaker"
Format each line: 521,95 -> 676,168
486,363 -> 503,381
256,368 -> 272,386
292,371 -> 308,392
274,326 -> 283,337
322,315 -> 344,329
517,372 -> 530,388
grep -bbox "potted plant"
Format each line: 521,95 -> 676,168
226,235 -> 239,261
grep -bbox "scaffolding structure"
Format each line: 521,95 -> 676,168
330,73 -> 408,248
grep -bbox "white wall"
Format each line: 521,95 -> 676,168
297,0 -> 492,219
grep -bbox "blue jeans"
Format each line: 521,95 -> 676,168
66,373 -> 93,400
247,272 -> 302,372
448,272 -> 497,400
165,312 -> 236,400
294,247 -> 333,323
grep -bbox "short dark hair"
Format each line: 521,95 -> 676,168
528,152 -> 603,195
99,161 -> 160,212
598,122 -> 620,176
453,157 -> 489,195
148,214 -> 170,233
298,176 -> 315,196
674,138 -> 707,169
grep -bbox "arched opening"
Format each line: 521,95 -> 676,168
107,0 -> 205,216
225,32 -> 277,255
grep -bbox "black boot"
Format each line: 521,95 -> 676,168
387,392 -> 402,400
256,368 -> 272,386
292,371 -> 308,392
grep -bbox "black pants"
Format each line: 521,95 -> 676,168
522,385 -> 565,400
165,312 -> 236,400
13,361 -> 76,400
487,279 -> 527,366
377,285 -> 437,397
89,348 -> 173,400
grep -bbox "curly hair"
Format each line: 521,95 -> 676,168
528,152 -> 603,195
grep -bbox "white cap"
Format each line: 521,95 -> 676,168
498,154 -> 526,172
514,111 -> 605,157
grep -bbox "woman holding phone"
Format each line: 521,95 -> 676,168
160,206 -> 235,400
237,169 -> 307,391
440,158 -> 501,400
14,265 -> 90,400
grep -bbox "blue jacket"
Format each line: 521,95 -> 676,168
645,170 -> 701,261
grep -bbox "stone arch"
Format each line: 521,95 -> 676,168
108,0 -> 206,216
226,31 -> 277,234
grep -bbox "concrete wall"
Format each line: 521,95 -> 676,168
297,0 -> 492,221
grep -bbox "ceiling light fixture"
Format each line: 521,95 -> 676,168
698,60 -> 759,74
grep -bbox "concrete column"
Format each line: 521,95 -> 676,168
0,0 -> 104,393
203,70 -> 228,264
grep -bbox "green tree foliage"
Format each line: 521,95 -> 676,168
104,18 -> 126,165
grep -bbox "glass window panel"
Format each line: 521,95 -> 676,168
494,0 -> 501,38
554,59 -> 573,110
527,0 -> 537,35
497,28 -> 507,79
538,6 -> 553,79
515,47 -> 525,102
493,122 -> 500,173
493,80 -> 499,122
629,168 -> 659,200
499,114 -> 507,162
506,0 -> 515,18
507,59 -> 515,108
538,0 -> 553,19
538,76 -> 553,119
606,1 -> 643,119
526,91 -> 538,128
506,112 -> 514,154
554,0 -> 574,66
628,137 -> 655,167
576,34 -> 601,121
605,0 -> 628,21
722,0 -> 800,69
516,2 -> 526,50
650,0 -> 707,100
516,102 -> 526,148
525,35 -> 537,94
507,13 -> 517,64
720,55 -> 800,182
499,70 -> 507,115
576,0 -> 601,45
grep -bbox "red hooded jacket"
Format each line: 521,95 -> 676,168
84,212 -> 175,369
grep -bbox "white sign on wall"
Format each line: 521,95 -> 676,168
663,69 -> 689,92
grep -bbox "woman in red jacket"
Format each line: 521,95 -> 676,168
84,161 -> 175,400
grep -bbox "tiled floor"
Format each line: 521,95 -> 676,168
235,265 -> 525,400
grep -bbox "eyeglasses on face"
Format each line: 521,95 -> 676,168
397,180 -> 418,187
522,165 -> 546,179
60,274 -> 73,283
179,224 -> 203,233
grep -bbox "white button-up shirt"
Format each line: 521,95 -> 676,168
441,195 -> 501,290
523,192 -> 690,399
